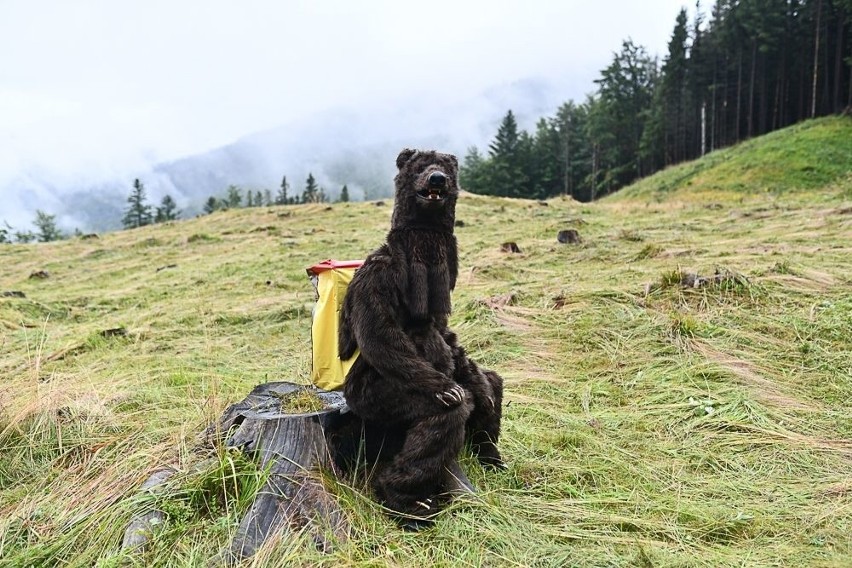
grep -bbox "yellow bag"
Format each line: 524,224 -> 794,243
306,259 -> 363,391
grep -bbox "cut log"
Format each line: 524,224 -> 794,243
124,381 -> 478,563
207,382 -> 476,561
206,382 -> 352,562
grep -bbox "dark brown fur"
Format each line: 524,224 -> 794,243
339,149 -> 504,518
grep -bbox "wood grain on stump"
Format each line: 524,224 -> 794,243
207,382 -> 351,562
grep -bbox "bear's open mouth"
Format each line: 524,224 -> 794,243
416,187 -> 445,202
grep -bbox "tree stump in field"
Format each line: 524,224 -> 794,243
557,229 -> 582,244
123,381 -> 477,563
207,382 -> 353,562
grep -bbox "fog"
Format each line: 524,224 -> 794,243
0,0 -> 691,232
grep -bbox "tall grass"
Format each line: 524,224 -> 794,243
1,117 -> 850,566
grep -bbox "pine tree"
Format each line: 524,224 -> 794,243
1,221 -> 13,244
203,197 -> 219,214
551,101 -> 593,199
339,185 -> 350,202
303,173 -> 320,203
225,185 -> 242,208
661,8 -> 690,164
516,130 -> 537,198
246,190 -> 254,207
14,230 -> 36,243
488,110 -> 528,197
526,121 -> 562,198
122,179 -> 153,229
276,176 -> 289,205
460,146 -> 490,194
591,40 -> 658,192
154,195 -> 180,223
33,210 -> 62,242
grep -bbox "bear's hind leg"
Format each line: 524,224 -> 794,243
373,402 -> 471,520
464,368 -> 505,469
445,333 -> 505,469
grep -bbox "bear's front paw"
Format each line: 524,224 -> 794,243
436,384 -> 465,407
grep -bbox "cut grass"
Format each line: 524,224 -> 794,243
0,116 -> 851,566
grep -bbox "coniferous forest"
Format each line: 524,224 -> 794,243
462,0 -> 852,201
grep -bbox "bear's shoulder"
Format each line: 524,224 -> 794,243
365,243 -> 392,263
351,245 -> 393,283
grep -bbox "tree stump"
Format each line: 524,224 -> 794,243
206,382 -> 352,562
557,229 -> 582,244
124,382 -> 478,563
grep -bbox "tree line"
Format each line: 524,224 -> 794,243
1,173 -> 353,243
1,211 -> 65,244
201,174 -> 350,214
126,172 -> 352,229
462,0 -> 852,201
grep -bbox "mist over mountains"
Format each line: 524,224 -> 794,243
3,78 -> 572,233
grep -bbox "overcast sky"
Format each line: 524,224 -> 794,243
1,0 -> 691,224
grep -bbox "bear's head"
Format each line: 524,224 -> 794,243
391,148 -> 459,231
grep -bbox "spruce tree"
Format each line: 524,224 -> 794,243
531,118 -> 561,198
302,173 -> 320,203
460,146 -> 490,194
488,110 -> 528,197
154,195 -> 180,223
122,179 -> 153,229
1,221 -> 13,244
551,101 -> 592,199
660,8 -> 690,164
339,184 -> 350,202
33,210 -> 62,242
275,176 -> 289,205
246,190 -> 254,207
263,189 -> 273,206
14,230 -> 36,243
591,40 -> 658,191
203,197 -> 219,214
225,185 -> 242,208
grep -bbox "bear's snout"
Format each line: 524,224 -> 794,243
428,171 -> 447,189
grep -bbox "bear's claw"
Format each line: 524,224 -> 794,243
436,385 -> 465,407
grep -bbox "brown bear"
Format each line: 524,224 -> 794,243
338,148 -> 504,521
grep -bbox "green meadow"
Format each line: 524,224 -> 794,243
1,116 -> 851,567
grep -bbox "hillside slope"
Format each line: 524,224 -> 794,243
1,125 -> 851,566
612,115 -> 852,202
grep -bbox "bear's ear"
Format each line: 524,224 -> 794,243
396,148 -> 417,170
447,153 -> 459,172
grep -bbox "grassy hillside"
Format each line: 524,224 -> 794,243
613,115 -> 852,202
1,118 -> 851,567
